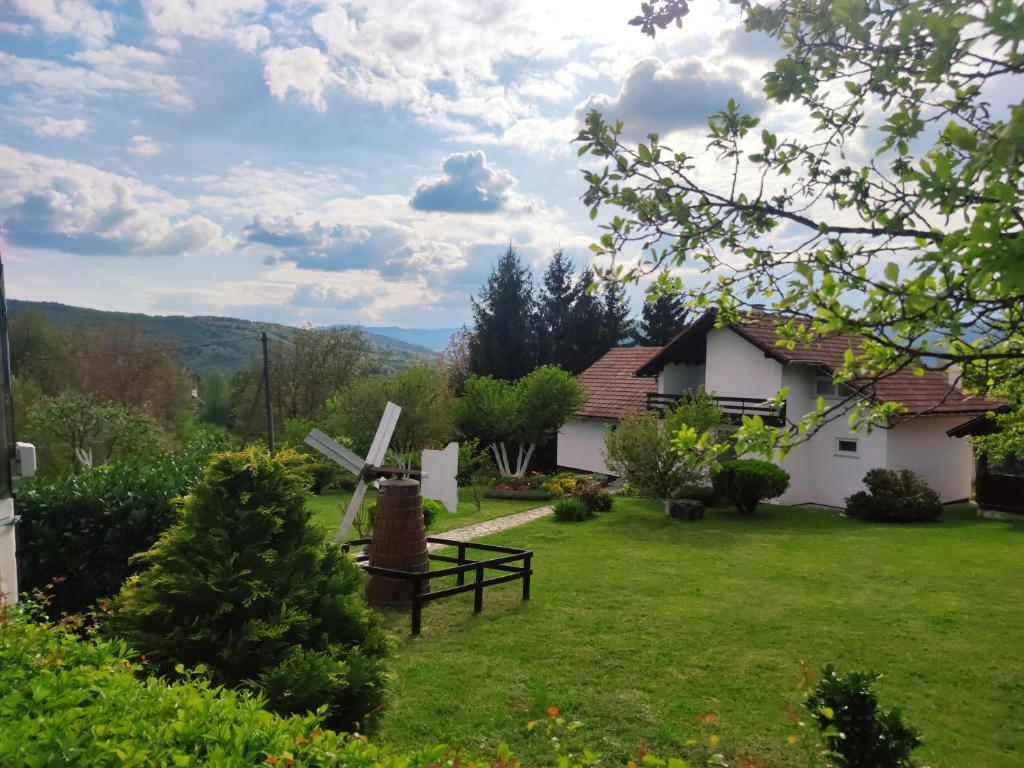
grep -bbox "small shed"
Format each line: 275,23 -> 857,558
948,410 -> 1024,516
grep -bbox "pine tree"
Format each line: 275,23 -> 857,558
107,447 -> 390,730
536,250 -> 582,367
599,281 -> 634,350
470,245 -> 537,380
636,293 -> 688,346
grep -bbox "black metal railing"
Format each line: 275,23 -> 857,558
343,537 -> 533,635
646,392 -> 787,427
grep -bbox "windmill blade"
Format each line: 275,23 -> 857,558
335,478 -> 370,544
366,402 -> 401,467
305,429 -> 364,476
422,441 -> 458,514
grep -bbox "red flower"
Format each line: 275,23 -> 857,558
698,712 -> 718,724
547,706 -> 560,718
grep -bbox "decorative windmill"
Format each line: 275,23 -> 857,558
304,402 -> 458,543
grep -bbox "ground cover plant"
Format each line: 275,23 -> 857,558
374,499 -> 1023,767
106,447 -> 389,729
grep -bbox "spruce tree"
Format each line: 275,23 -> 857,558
107,447 -> 389,730
599,281 -> 634,350
536,250 -> 582,367
470,245 -> 537,380
636,293 -> 688,346
564,267 -> 605,373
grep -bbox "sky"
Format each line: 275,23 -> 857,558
0,0 -> 784,329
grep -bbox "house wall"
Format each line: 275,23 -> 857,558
886,416 -> 974,502
775,365 -> 889,507
557,418 -> 613,475
704,328 -> 783,399
658,362 -> 705,394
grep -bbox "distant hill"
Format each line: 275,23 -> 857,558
358,326 -> 459,353
8,300 -> 433,376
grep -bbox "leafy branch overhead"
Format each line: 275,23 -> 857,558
584,0 -> 1024,456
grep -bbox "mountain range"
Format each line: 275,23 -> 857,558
7,300 -> 436,376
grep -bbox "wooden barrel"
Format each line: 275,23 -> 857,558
365,478 -> 430,609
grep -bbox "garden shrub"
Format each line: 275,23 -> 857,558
845,469 -> 942,523
105,446 -> 390,730
0,608 -> 392,767
16,429 -> 236,617
806,664 -> 921,768
712,459 -> 790,514
574,484 -> 613,513
678,484 -> 720,507
483,487 -> 553,501
421,498 -> 445,527
553,497 -> 592,522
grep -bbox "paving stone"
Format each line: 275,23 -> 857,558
427,505 -> 553,550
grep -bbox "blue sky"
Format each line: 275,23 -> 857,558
0,0 -> 778,328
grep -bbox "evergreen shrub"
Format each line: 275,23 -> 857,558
712,459 -> 790,514
106,447 -> 390,730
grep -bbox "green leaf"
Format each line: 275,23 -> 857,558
884,262 -> 900,282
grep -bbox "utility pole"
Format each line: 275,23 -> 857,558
261,332 -> 275,454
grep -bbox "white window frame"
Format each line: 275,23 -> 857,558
815,372 -> 842,398
834,437 -> 859,457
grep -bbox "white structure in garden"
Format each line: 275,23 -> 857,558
557,309 -> 1000,508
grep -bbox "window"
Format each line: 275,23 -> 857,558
835,438 -> 859,457
815,373 -> 840,397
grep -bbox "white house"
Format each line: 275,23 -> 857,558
557,310 -> 1001,507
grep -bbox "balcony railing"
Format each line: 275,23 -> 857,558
646,392 -> 787,427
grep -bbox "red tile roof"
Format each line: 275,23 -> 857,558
577,346 -> 661,419
728,312 -> 1004,416
596,310 -> 1002,420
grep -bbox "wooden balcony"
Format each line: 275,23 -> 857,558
646,392 -> 787,427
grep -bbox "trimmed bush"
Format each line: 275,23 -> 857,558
553,497 -> 592,522
712,459 -> 790,514
106,447 -> 390,730
421,498 -> 445,528
845,468 -> 942,523
16,429 -> 236,617
806,664 -> 921,768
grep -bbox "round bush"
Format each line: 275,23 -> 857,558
421,498 -> 445,528
712,459 -> 790,515
553,497 -> 592,522
845,468 -> 942,523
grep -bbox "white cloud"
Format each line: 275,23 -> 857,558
261,46 -> 337,112
9,0 -> 114,48
127,135 -> 163,157
0,145 -> 227,257
0,47 -> 192,110
35,117 -> 91,139
411,152 -> 516,213
141,0 -> 270,53
0,21 -> 34,36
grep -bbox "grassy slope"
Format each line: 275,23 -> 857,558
8,299 -> 431,376
306,488 -> 547,537
374,499 -> 1024,768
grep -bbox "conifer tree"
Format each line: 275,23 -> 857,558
563,267 -> 605,373
636,293 -> 688,346
469,245 -> 537,380
107,447 -> 390,730
598,281 -> 634,350
537,249 -> 582,367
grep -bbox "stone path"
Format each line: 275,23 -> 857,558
426,505 -> 553,551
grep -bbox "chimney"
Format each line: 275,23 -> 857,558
947,363 -> 963,391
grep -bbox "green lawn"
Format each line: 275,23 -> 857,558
372,499 -> 1024,768
306,487 -> 547,537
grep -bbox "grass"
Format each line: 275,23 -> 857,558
372,498 -> 1024,768
306,487 -> 547,537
